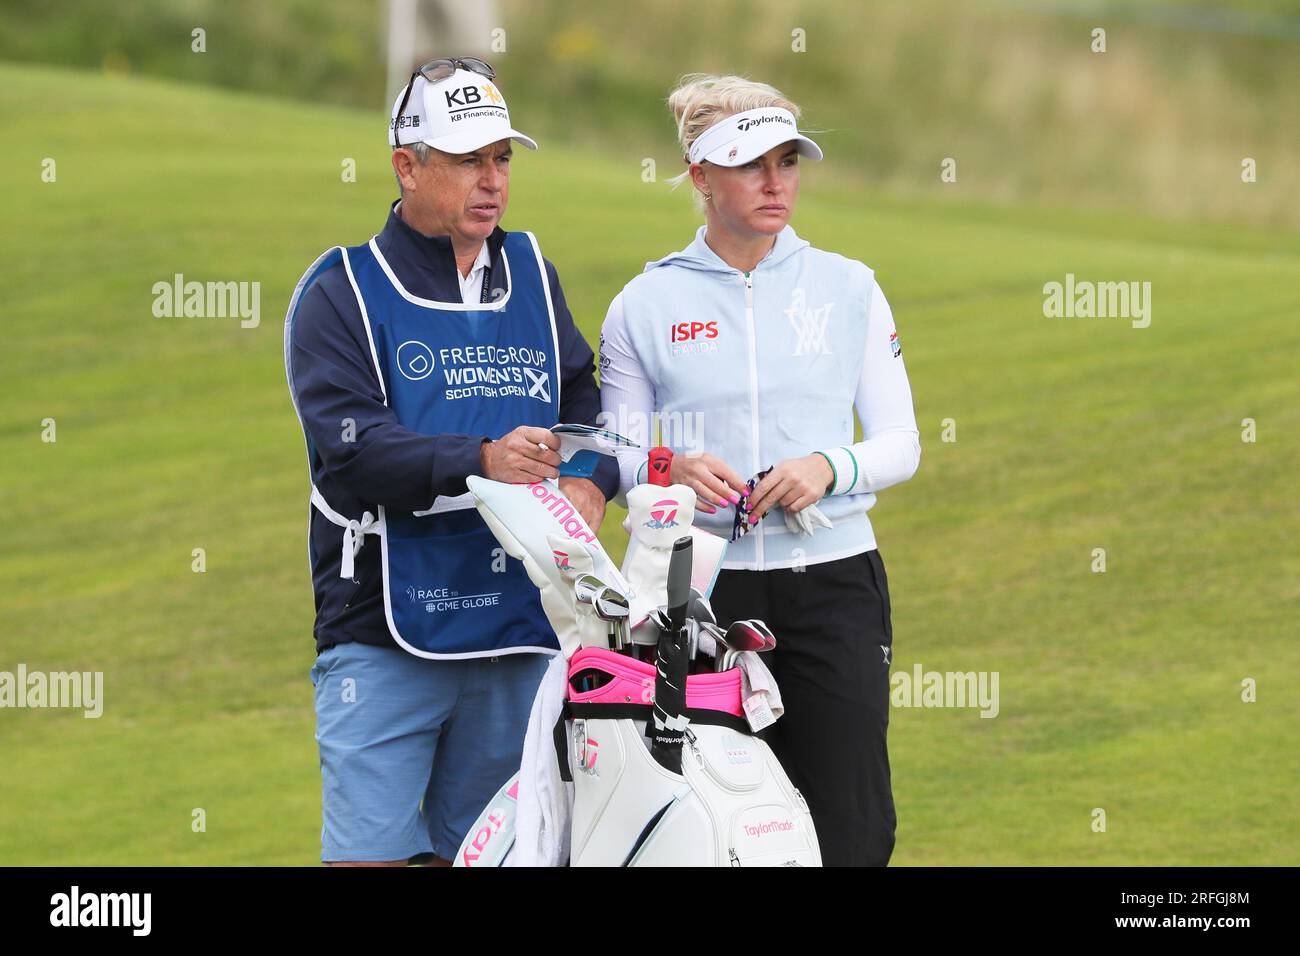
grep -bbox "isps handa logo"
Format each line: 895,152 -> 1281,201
670,320 -> 718,357
552,549 -> 571,571
644,499 -> 680,530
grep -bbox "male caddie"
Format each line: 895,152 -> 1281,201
283,57 -> 617,866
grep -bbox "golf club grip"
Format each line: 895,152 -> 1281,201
666,536 -> 692,633
647,446 -> 673,487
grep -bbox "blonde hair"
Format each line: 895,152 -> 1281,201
666,74 -> 803,199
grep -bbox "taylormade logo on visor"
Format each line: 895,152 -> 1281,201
688,106 -> 819,165
737,114 -> 793,131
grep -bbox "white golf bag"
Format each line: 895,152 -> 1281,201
562,648 -> 819,867
457,439 -> 821,867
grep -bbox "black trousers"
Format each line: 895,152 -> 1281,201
708,548 -> 897,866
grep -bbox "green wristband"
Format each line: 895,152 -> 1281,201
840,446 -> 859,494
814,450 -> 838,495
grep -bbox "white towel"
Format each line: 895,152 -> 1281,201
738,652 -> 784,732
509,654 -> 573,867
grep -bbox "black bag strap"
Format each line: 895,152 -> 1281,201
553,707 -> 573,783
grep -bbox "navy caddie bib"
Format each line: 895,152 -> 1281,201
284,230 -> 563,659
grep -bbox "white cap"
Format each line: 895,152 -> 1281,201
389,68 -> 538,153
688,106 -> 823,167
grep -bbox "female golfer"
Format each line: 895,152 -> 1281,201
599,74 -> 921,865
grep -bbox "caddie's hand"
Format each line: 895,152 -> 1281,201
480,426 -> 562,484
558,476 -> 607,532
668,452 -> 747,515
745,454 -> 834,523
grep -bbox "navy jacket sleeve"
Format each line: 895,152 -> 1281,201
290,268 -> 487,510
546,258 -> 621,501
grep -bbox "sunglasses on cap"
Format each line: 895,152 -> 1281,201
392,56 -> 495,148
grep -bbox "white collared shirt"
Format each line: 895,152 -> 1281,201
459,241 -> 492,305
392,201 -> 492,305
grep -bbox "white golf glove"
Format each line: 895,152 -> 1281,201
783,502 -> 834,538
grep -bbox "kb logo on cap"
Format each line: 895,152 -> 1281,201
445,86 -> 484,108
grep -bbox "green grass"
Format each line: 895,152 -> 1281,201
7,0 -> 1300,226
1,61 -> 1296,865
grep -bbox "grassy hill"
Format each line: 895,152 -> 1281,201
4,0 -> 1300,226
0,61 -> 1296,864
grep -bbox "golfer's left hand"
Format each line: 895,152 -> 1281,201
745,454 -> 834,523
558,476 -> 607,531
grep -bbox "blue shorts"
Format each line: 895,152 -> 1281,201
310,641 -> 551,863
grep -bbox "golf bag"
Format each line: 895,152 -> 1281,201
563,647 -> 820,867
457,444 -> 821,866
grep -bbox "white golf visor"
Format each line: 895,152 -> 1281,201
688,107 -> 823,166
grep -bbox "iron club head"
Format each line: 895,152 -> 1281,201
721,619 -> 768,654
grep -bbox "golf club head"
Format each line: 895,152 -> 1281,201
574,573 -> 606,606
709,622 -> 739,654
696,621 -> 724,659
593,587 -> 630,623
593,587 -> 631,651
686,588 -> 716,626
640,606 -> 673,653
743,618 -> 777,651
699,621 -> 726,640
722,620 -> 768,654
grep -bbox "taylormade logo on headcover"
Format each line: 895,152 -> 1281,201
527,480 -> 598,543
645,499 -> 681,529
